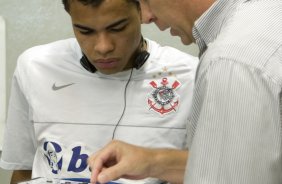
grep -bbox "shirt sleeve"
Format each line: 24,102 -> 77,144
0,68 -> 36,170
185,57 -> 282,183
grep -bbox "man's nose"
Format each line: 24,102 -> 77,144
94,33 -> 114,56
140,1 -> 155,24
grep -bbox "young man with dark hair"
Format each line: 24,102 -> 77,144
0,0 -> 198,183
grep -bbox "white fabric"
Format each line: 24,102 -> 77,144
0,38 -> 198,183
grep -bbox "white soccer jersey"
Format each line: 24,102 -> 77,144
0,38 -> 198,182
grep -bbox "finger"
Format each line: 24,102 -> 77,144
88,144 -> 118,183
88,150 -> 101,183
96,162 -> 129,183
91,165 -> 102,183
88,155 -> 104,183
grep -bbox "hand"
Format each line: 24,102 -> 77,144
88,140 -> 154,184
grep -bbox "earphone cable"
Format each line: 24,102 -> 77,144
111,68 -> 134,140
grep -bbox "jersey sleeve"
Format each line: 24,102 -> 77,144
0,67 -> 36,170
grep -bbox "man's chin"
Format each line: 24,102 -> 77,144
180,35 -> 194,45
180,39 -> 191,45
98,69 -> 119,75
170,28 -> 178,36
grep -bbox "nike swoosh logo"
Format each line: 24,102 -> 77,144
52,83 -> 75,91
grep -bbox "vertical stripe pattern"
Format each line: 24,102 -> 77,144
186,0 -> 282,183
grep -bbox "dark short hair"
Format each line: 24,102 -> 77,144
62,0 -> 139,12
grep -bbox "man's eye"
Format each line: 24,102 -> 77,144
111,26 -> 126,32
79,30 -> 93,35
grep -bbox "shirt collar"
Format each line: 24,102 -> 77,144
192,0 -> 245,57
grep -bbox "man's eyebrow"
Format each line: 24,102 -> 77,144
107,18 -> 128,29
73,24 -> 92,30
73,18 -> 128,31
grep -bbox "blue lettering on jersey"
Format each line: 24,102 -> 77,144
43,141 -> 63,174
43,141 -> 90,175
67,146 -> 89,172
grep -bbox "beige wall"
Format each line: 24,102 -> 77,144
0,1 -> 199,184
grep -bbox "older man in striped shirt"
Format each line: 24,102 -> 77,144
89,0 -> 282,183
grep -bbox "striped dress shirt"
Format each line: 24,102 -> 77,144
185,0 -> 282,183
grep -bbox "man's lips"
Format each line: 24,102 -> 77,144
94,58 -> 119,69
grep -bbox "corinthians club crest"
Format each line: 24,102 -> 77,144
148,78 -> 181,115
